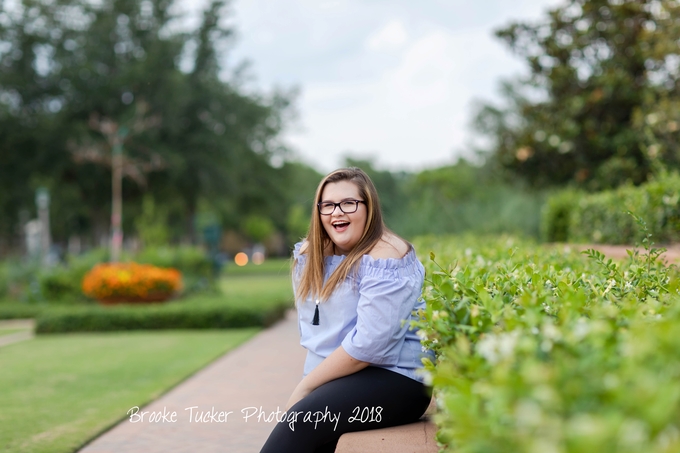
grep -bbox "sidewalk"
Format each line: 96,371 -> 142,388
0,319 -> 34,347
79,310 -> 306,453
578,243 -> 680,263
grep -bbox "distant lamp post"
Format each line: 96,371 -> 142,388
111,126 -> 129,263
67,104 -> 165,263
35,187 -> 52,266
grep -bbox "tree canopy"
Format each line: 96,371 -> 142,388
0,0 -> 295,245
475,0 -> 680,190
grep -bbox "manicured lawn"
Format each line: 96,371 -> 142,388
222,257 -> 292,276
218,273 -> 293,309
0,329 -> 257,453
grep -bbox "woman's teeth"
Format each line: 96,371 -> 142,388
333,222 -> 350,230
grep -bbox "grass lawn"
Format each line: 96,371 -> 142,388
222,257 -> 292,276
217,273 -> 293,309
0,329 -> 258,453
0,271 -> 293,452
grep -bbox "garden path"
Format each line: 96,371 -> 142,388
575,243 -> 680,263
78,310 -> 305,453
0,319 -> 34,347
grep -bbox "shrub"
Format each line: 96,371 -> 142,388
82,262 -> 182,303
545,172 -> 680,244
0,259 -> 43,302
40,266 -> 92,303
540,188 -> 582,242
412,234 -> 680,453
0,303 -> 47,319
34,300 -> 288,333
570,184 -> 647,244
135,246 -> 214,294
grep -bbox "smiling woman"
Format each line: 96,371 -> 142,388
260,167 -> 433,453
318,181 -> 367,255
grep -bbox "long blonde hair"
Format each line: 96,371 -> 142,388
295,167 -> 386,302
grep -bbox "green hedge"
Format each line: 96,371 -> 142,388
541,172 -> 680,244
540,188 -> 583,242
34,300 -> 288,333
412,234 -> 680,452
0,303 -> 47,319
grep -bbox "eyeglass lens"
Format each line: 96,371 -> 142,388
318,200 -> 361,215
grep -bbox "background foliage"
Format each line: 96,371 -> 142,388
542,171 -> 680,244
474,0 -> 680,190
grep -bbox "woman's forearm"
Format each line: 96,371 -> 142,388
286,346 -> 369,409
303,346 -> 369,391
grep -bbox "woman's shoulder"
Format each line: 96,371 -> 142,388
368,233 -> 410,260
358,234 -> 422,282
293,241 -> 308,261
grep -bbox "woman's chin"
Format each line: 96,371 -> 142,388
331,238 -> 355,255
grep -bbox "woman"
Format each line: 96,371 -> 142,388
260,167 -> 433,453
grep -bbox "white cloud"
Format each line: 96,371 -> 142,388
365,20 -> 408,52
384,30 -> 457,110
224,0 -> 564,172
287,24 -> 524,171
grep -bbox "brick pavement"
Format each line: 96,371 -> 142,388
78,310 -> 306,453
577,243 -> 680,263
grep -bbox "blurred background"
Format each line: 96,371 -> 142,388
1,0 -> 679,264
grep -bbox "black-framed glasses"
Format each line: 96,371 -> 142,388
317,200 -> 365,215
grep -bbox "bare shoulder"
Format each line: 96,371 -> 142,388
369,233 -> 411,259
299,241 -> 309,254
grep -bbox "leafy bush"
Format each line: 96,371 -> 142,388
0,259 -> 43,302
0,303 -> 47,319
135,246 -> 214,294
35,299 -> 288,333
540,188 -> 582,242
413,233 -> 680,453
543,172 -> 680,244
570,185 -> 648,244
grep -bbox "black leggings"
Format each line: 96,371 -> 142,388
259,367 -> 431,453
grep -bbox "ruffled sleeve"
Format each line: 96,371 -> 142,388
292,241 -> 307,282
340,251 -> 424,366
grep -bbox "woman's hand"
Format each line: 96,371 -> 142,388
285,381 -> 312,411
285,346 -> 369,410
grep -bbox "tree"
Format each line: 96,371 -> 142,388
395,160 -> 543,239
476,0 -> 680,190
0,0 -> 295,248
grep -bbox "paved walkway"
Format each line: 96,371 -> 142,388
79,310 -> 306,453
0,319 -> 35,347
578,243 -> 680,263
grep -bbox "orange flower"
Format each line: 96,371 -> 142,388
82,262 -> 183,301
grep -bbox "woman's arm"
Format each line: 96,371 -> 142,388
285,346 -> 369,410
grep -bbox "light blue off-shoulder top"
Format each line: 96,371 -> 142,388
292,241 -> 434,383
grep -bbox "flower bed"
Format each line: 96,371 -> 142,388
82,263 -> 183,304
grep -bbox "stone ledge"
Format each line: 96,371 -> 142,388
335,420 -> 438,453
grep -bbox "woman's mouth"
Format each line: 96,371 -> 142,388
332,221 -> 350,232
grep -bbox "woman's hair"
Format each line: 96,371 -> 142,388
295,167 -> 386,303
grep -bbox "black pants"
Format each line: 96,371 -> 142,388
259,367 -> 431,453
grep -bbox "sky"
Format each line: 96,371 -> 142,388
213,0 -> 564,172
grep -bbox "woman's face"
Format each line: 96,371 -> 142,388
319,180 -> 367,255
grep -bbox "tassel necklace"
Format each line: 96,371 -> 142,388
312,299 -> 320,325
312,243 -> 334,326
